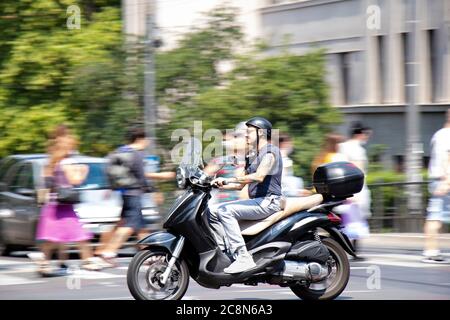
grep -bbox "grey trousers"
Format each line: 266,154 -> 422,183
208,195 -> 282,254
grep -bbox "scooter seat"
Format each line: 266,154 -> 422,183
239,194 -> 324,236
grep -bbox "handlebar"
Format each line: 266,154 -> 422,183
211,179 -> 228,188
179,165 -> 236,189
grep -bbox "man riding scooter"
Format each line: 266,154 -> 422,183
210,117 -> 284,274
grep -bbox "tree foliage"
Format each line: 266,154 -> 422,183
0,2 -> 341,179
0,0 -> 139,157
190,51 -> 342,179
153,5 -> 340,178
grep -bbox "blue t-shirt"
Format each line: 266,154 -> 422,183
246,144 -> 283,198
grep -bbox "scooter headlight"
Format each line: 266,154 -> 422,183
176,167 -> 187,189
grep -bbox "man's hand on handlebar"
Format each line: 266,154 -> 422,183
211,177 -> 229,188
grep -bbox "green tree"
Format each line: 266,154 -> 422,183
191,50 -> 341,179
154,5 -> 340,178
154,4 -> 243,148
0,0 -> 140,157
0,1 -> 341,181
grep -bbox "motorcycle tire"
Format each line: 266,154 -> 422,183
127,249 -> 190,300
289,237 -> 350,300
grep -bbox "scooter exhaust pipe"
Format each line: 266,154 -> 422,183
276,260 -> 329,282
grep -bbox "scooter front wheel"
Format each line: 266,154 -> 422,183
127,249 -> 190,300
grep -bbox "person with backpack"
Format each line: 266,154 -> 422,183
95,127 -> 154,266
96,127 -> 174,266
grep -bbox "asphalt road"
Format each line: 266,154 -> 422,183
0,247 -> 449,300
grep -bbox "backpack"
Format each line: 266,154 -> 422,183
106,149 -> 140,190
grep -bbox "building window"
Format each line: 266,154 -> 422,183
428,29 -> 438,103
401,32 -> 410,102
340,52 -> 351,105
377,35 -> 386,103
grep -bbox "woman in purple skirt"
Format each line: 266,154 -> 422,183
33,125 -> 101,275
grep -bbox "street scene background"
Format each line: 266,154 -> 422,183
0,0 -> 449,300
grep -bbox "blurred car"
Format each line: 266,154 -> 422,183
0,154 -> 162,255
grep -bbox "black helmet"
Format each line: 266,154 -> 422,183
245,117 -> 272,130
246,117 -> 272,140
245,117 -> 272,139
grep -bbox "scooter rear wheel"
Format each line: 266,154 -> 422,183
127,249 -> 190,300
289,237 -> 350,300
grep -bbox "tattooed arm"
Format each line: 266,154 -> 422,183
212,153 -> 275,188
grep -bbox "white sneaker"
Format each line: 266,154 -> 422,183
422,250 -> 447,264
27,252 -> 45,262
422,255 -> 447,264
423,249 -> 441,257
93,256 -> 116,268
223,253 -> 256,274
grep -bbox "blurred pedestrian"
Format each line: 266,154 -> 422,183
30,125 -> 101,276
337,122 -> 372,256
423,109 -> 450,263
95,126 -> 156,267
204,122 -> 247,204
311,133 -> 347,171
279,133 -> 311,197
95,166 -> 175,258
312,134 -> 366,255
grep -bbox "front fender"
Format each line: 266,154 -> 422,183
137,231 -> 179,255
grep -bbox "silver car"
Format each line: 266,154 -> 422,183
0,154 -> 161,255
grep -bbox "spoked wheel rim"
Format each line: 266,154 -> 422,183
289,238 -> 350,300
307,253 -> 339,291
135,253 -> 184,300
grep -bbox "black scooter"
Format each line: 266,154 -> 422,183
127,142 -> 363,300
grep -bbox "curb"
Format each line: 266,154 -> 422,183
361,233 -> 450,250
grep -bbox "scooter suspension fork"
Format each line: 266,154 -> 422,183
159,236 -> 185,286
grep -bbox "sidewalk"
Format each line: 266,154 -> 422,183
361,233 -> 450,251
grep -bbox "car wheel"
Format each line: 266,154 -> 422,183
0,221 -> 13,256
0,238 -> 12,256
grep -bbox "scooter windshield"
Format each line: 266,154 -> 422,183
179,137 -> 203,168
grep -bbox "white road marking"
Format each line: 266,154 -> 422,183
88,296 -> 133,300
368,234 -> 450,240
0,275 -> 45,286
363,253 -> 449,260
98,281 -> 121,287
116,267 -> 129,270
0,260 -> 33,266
354,260 -> 446,268
228,289 -> 290,293
350,253 -> 450,268
67,270 -> 126,279
0,266 -> 37,274
88,294 -> 200,300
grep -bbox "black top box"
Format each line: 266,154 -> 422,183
313,161 -> 364,199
